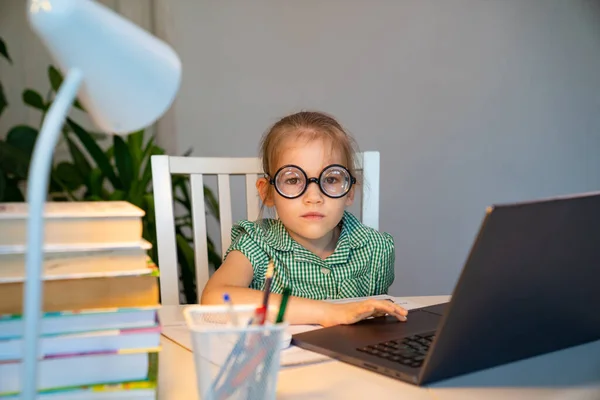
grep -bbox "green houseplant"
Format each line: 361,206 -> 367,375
0,36 -> 220,303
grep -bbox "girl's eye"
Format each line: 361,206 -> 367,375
325,177 -> 339,185
285,178 -> 300,185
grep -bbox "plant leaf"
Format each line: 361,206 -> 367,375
176,233 -> 197,304
1,177 -> 24,201
207,236 -> 223,270
22,89 -> 46,111
0,37 -> 11,63
6,125 -> 38,157
140,136 -> 155,162
182,147 -> 193,157
140,145 -> 165,195
64,134 -> 92,179
136,137 -> 155,185
47,66 -> 85,111
0,82 -> 7,118
113,135 -> 134,189
87,168 -> 104,198
47,66 -> 62,92
0,141 -> 30,178
127,130 -> 144,173
142,193 -> 158,263
204,185 -> 220,221
105,145 -> 114,161
109,189 -> 126,200
67,118 -> 122,190
0,172 -> 5,201
55,162 -> 85,191
48,168 -> 63,195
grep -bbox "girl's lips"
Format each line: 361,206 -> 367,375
302,212 -> 325,220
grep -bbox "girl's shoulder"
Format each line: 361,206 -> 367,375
341,211 -> 394,250
232,218 -> 280,237
230,217 -> 292,250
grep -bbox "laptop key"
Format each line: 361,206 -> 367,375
399,351 -> 416,359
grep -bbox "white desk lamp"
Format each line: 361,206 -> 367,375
22,0 -> 181,397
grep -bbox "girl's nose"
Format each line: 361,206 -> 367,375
303,181 -> 324,204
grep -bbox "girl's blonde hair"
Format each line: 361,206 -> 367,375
258,110 -> 361,207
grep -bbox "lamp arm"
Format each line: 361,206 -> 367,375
21,68 -> 83,399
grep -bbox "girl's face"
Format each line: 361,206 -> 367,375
258,137 -> 354,246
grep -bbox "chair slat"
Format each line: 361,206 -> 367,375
246,174 -> 260,221
151,155 -> 180,305
170,156 -> 263,175
360,151 -> 380,230
217,174 -> 233,256
190,174 -> 210,303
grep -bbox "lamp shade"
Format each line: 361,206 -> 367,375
27,0 -> 182,134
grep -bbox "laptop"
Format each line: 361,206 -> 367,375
292,191 -> 600,385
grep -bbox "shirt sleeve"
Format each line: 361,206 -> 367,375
224,223 -> 270,278
372,232 -> 396,295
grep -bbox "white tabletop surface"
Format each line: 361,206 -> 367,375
157,296 -> 600,399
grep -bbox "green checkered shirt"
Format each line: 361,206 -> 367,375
224,211 -> 395,300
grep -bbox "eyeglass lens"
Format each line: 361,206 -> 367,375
274,165 -> 352,198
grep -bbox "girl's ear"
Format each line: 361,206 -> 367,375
345,186 -> 355,207
256,177 -> 275,207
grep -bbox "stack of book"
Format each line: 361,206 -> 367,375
0,201 -> 161,399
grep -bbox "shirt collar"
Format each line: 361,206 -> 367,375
262,219 -> 294,251
337,210 -> 370,249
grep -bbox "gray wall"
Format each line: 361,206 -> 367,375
168,0 -> 600,296
3,1 -> 600,297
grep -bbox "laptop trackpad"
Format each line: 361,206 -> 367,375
292,308 -> 444,351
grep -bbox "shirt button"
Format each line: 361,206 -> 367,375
320,267 -> 331,275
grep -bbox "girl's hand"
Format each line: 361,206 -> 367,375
319,299 -> 409,327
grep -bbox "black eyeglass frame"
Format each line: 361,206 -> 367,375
267,164 -> 357,199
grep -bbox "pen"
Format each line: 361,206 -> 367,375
255,260 -> 274,325
276,287 -> 291,324
223,293 -> 238,326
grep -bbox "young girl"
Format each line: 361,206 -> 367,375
201,111 -> 407,327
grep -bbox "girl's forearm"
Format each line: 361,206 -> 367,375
201,285 -> 331,326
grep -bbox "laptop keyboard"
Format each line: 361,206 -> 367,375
356,332 -> 435,368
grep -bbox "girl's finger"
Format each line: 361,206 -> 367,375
373,302 -> 408,321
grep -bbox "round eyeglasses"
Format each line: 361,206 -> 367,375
267,164 -> 356,199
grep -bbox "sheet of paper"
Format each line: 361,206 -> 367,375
161,296 -> 427,368
161,324 -> 329,367
326,294 -> 425,311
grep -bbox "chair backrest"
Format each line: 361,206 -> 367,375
151,151 -> 380,305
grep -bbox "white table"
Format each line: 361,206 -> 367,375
157,296 -> 600,399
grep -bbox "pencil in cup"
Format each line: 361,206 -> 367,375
220,260 -> 274,386
217,286 -> 291,399
210,319 -> 254,394
208,303 -> 280,398
184,304 -> 276,400
255,287 -> 292,390
214,322 -> 286,399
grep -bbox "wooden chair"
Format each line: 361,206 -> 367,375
151,152 -> 380,305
